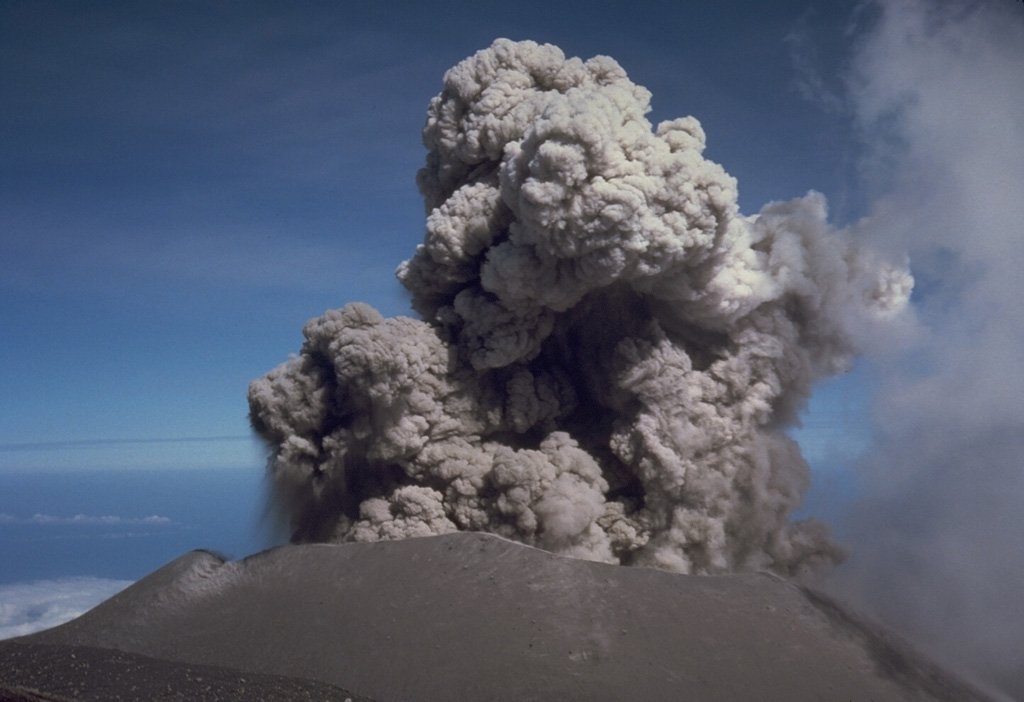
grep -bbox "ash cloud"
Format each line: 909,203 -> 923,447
249,39 -> 910,576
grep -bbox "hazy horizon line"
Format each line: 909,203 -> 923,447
0,436 -> 255,452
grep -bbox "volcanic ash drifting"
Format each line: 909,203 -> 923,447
248,39 -> 912,576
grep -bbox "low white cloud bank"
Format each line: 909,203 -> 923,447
819,0 -> 1024,697
0,577 -> 132,640
0,513 -> 172,526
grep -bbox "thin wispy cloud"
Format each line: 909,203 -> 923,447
0,436 -> 251,452
784,8 -> 848,114
0,5 -> 436,300
0,513 -> 172,527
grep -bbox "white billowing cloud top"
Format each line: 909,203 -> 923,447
248,39 -> 911,576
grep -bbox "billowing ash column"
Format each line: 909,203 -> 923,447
249,39 -> 911,576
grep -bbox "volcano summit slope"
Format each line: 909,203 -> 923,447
6,533 -> 1001,702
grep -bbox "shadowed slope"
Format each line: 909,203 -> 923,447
15,533 -> 999,702
0,642 -> 373,702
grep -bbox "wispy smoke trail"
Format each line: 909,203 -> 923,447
248,39 -> 910,576
821,0 -> 1024,696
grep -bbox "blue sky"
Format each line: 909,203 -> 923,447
0,0 -> 868,474
3,1 -> 1024,694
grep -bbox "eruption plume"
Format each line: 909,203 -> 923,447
248,39 -> 911,576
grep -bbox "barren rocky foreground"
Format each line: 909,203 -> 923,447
1,533 -> 1002,701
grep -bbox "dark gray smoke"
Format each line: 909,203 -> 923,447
248,39 -> 911,576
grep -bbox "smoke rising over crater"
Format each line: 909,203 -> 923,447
248,39 -> 911,576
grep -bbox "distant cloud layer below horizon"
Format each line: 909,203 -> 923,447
0,577 -> 133,640
0,513 -> 173,527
